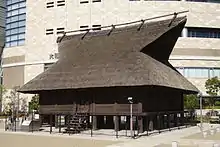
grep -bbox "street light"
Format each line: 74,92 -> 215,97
128,97 -> 133,138
197,92 -> 203,132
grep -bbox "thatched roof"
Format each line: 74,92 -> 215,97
19,14 -> 198,94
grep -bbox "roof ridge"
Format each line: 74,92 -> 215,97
57,11 -> 188,43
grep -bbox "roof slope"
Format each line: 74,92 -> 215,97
19,15 -> 198,93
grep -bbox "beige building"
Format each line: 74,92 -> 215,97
2,0 -> 220,110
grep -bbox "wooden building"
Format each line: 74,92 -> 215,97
19,12 -> 198,135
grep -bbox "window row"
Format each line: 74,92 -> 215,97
6,14 -> 25,24
44,63 -> 54,71
186,0 -> 220,3
129,0 -> 220,2
6,27 -> 25,36
7,2 -> 25,11
7,0 -> 25,5
5,39 -> 25,47
46,0 -> 65,8
6,20 -> 25,30
80,0 -> 101,4
5,0 -> 26,48
176,67 -> 220,78
80,25 -> 101,31
188,27 -> 220,39
46,28 -> 65,35
6,33 -> 25,42
7,7 -> 25,17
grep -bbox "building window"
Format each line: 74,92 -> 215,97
57,0 -> 65,6
46,29 -> 54,35
80,25 -> 89,31
80,0 -> 89,4
176,67 -> 220,78
186,0 -> 220,3
92,0 -> 101,2
46,2 -> 54,8
188,27 -> 220,39
56,28 -> 65,34
92,25 -> 101,31
44,63 -> 54,71
5,0 -> 26,48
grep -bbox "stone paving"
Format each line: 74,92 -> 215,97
1,119 -> 220,147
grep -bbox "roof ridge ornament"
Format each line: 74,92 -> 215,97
81,29 -> 91,40
57,10 -> 189,43
107,25 -> 115,36
57,32 -> 66,43
137,19 -> 145,31
168,12 -> 178,27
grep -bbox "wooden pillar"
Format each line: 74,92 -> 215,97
181,112 -> 184,126
174,113 -> 177,127
149,115 -> 154,132
59,115 -> 61,133
146,115 -> 149,136
177,113 -> 180,129
55,114 -> 58,128
137,116 -> 143,134
167,113 -> 171,131
114,116 -> 119,138
92,116 -> 97,130
114,116 -> 119,131
157,114 -> 161,133
50,114 -> 52,134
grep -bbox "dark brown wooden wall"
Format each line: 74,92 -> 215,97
39,86 -> 183,112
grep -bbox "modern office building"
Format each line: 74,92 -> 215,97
2,0 -> 220,110
0,0 -> 6,112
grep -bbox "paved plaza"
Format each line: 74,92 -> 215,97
1,120 -> 220,147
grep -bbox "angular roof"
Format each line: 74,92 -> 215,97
19,14 -> 198,94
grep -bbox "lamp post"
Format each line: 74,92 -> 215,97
128,97 -> 133,138
198,92 -> 203,131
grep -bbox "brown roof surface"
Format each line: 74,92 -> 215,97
19,15 -> 198,93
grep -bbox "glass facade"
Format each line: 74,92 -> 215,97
188,27 -> 220,39
186,0 -> 220,3
0,0 -> 6,113
176,67 -> 220,78
5,0 -> 26,47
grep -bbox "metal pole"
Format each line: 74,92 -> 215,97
130,102 -> 133,138
200,93 -> 203,131
32,110 -> 34,133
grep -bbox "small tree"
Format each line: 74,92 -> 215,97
20,98 -> 28,113
0,85 -> 7,113
184,94 -> 199,110
5,88 -> 17,116
205,76 -> 220,111
29,94 -> 39,112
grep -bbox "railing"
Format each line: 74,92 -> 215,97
39,103 -> 142,115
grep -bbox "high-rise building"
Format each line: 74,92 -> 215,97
2,0 -> 220,109
0,0 -> 6,112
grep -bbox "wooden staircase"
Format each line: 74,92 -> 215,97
65,104 -> 90,134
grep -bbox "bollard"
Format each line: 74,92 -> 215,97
172,141 -> 178,147
203,131 -> 208,138
210,129 -> 215,135
213,143 -> 220,147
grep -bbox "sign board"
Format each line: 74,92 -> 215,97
22,120 -> 31,126
49,53 -> 59,60
34,114 -> 40,120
